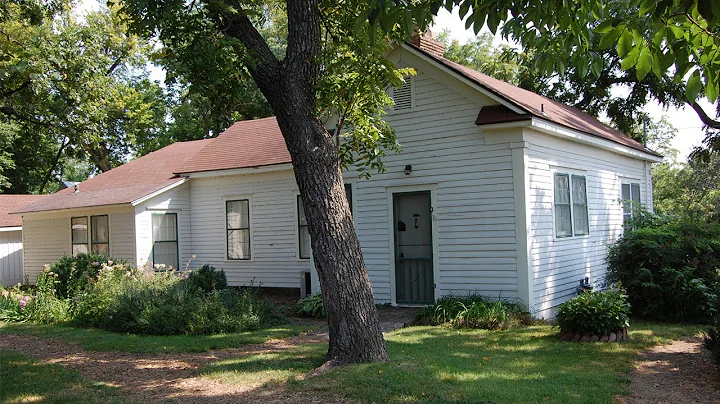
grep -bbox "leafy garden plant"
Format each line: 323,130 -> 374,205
556,288 -> 631,337
417,294 -> 531,330
607,215 -> 720,323
4,257 -> 280,336
294,293 -> 326,319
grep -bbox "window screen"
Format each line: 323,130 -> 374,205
91,215 -> 109,255
71,217 -> 88,255
227,200 -> 250,260
554,174 -> 572,237
572,176 -> 589,235
152,213 -> 178,269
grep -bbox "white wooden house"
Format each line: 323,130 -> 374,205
0,195 -> 45,286
14,35 -> 660,317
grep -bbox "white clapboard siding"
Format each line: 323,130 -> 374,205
187,170 -> 311,288
135,182 -> 193,269
22,206 -> 137,282
524,129 -> 652,318
0,230 -> 24,285
345,64 -> 518,303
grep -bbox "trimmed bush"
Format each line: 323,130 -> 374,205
556,288 -> 630,337
183,264 -> 227,293
294,293 -> 326,319
417,294 -> 531,329
607,216 -> 720,323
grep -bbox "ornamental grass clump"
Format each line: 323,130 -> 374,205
556,287 -> 631,339
417,294 -> 532,330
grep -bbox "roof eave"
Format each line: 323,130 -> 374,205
176,162 -> 294,179
528,118 -> 663,162
130,178 -> 188,206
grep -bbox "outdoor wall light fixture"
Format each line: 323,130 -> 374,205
404,165 -> 412,175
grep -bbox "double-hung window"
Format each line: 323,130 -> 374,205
621,182 -> 642,224
91,215 -> 109,255
554,173 -> 589,238
226,200 -> 250,260
152,213 -> 179,269
71,217 -> 89,255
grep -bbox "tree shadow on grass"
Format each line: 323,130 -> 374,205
0,321 -> 310,353
0,349 -> 126,404
203,323 -> 702,404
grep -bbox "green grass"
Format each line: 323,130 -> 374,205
0,349 -> 128,404
0,321 -> 310,354
202,321 -> 704,403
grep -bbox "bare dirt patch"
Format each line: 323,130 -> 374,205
617,337 -> 720,404
0,331 -> 345,403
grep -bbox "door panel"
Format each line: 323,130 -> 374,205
393,191 -> 434,304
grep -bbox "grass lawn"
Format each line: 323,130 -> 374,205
0,349 -> 128,404
203,321 -> 703,403
0,321 -> 310,354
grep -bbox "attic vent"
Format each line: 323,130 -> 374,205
392,79 -> 413,112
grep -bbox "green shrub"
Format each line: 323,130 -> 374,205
72,265 -> 278,335
182,264 -> 227,293
22,270 -> 71,324
556,288 -> 631,336
704,297 -> 720,366
46,252 -> 120,298
294,293 -> 326,319
607,216 -> 720,323
417,294 -> 531,329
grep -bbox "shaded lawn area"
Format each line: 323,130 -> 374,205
0,349 -> 128,404
203,321 -> 703,403
0,321 -> 310,354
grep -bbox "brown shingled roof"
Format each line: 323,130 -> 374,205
178,116 -> 291,174
0,195 -> 46,227
405,43 -> 661,157
16,139 -> 211,214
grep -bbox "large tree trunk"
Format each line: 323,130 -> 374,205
218,0 -> 388,366
279,112 -> 388,365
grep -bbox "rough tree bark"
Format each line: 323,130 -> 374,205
218,0 -> 388,365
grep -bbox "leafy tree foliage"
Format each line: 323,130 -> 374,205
437,31 -> 526,86
0,0 -> 166,193
371,0 -> 720,146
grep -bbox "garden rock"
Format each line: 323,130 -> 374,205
559,328 -> 628,343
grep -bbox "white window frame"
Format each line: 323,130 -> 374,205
224,196 -> 253,262
620,179 -> 642,224
90,215 -> 110,256
70,216 -> 89,256
151,212 -> 179,270
551,168 -> 590,239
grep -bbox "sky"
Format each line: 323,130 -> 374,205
79,0 -> 711,162
431,8 -> 712,162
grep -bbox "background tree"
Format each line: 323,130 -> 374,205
1,0 -> 167,193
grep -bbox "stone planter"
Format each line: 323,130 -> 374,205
559,328 -> 628,342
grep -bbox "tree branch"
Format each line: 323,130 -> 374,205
0,105 -> 55,129
216,1 -> 280,88
689,101 -> 720,129
0,80 -> 31,100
